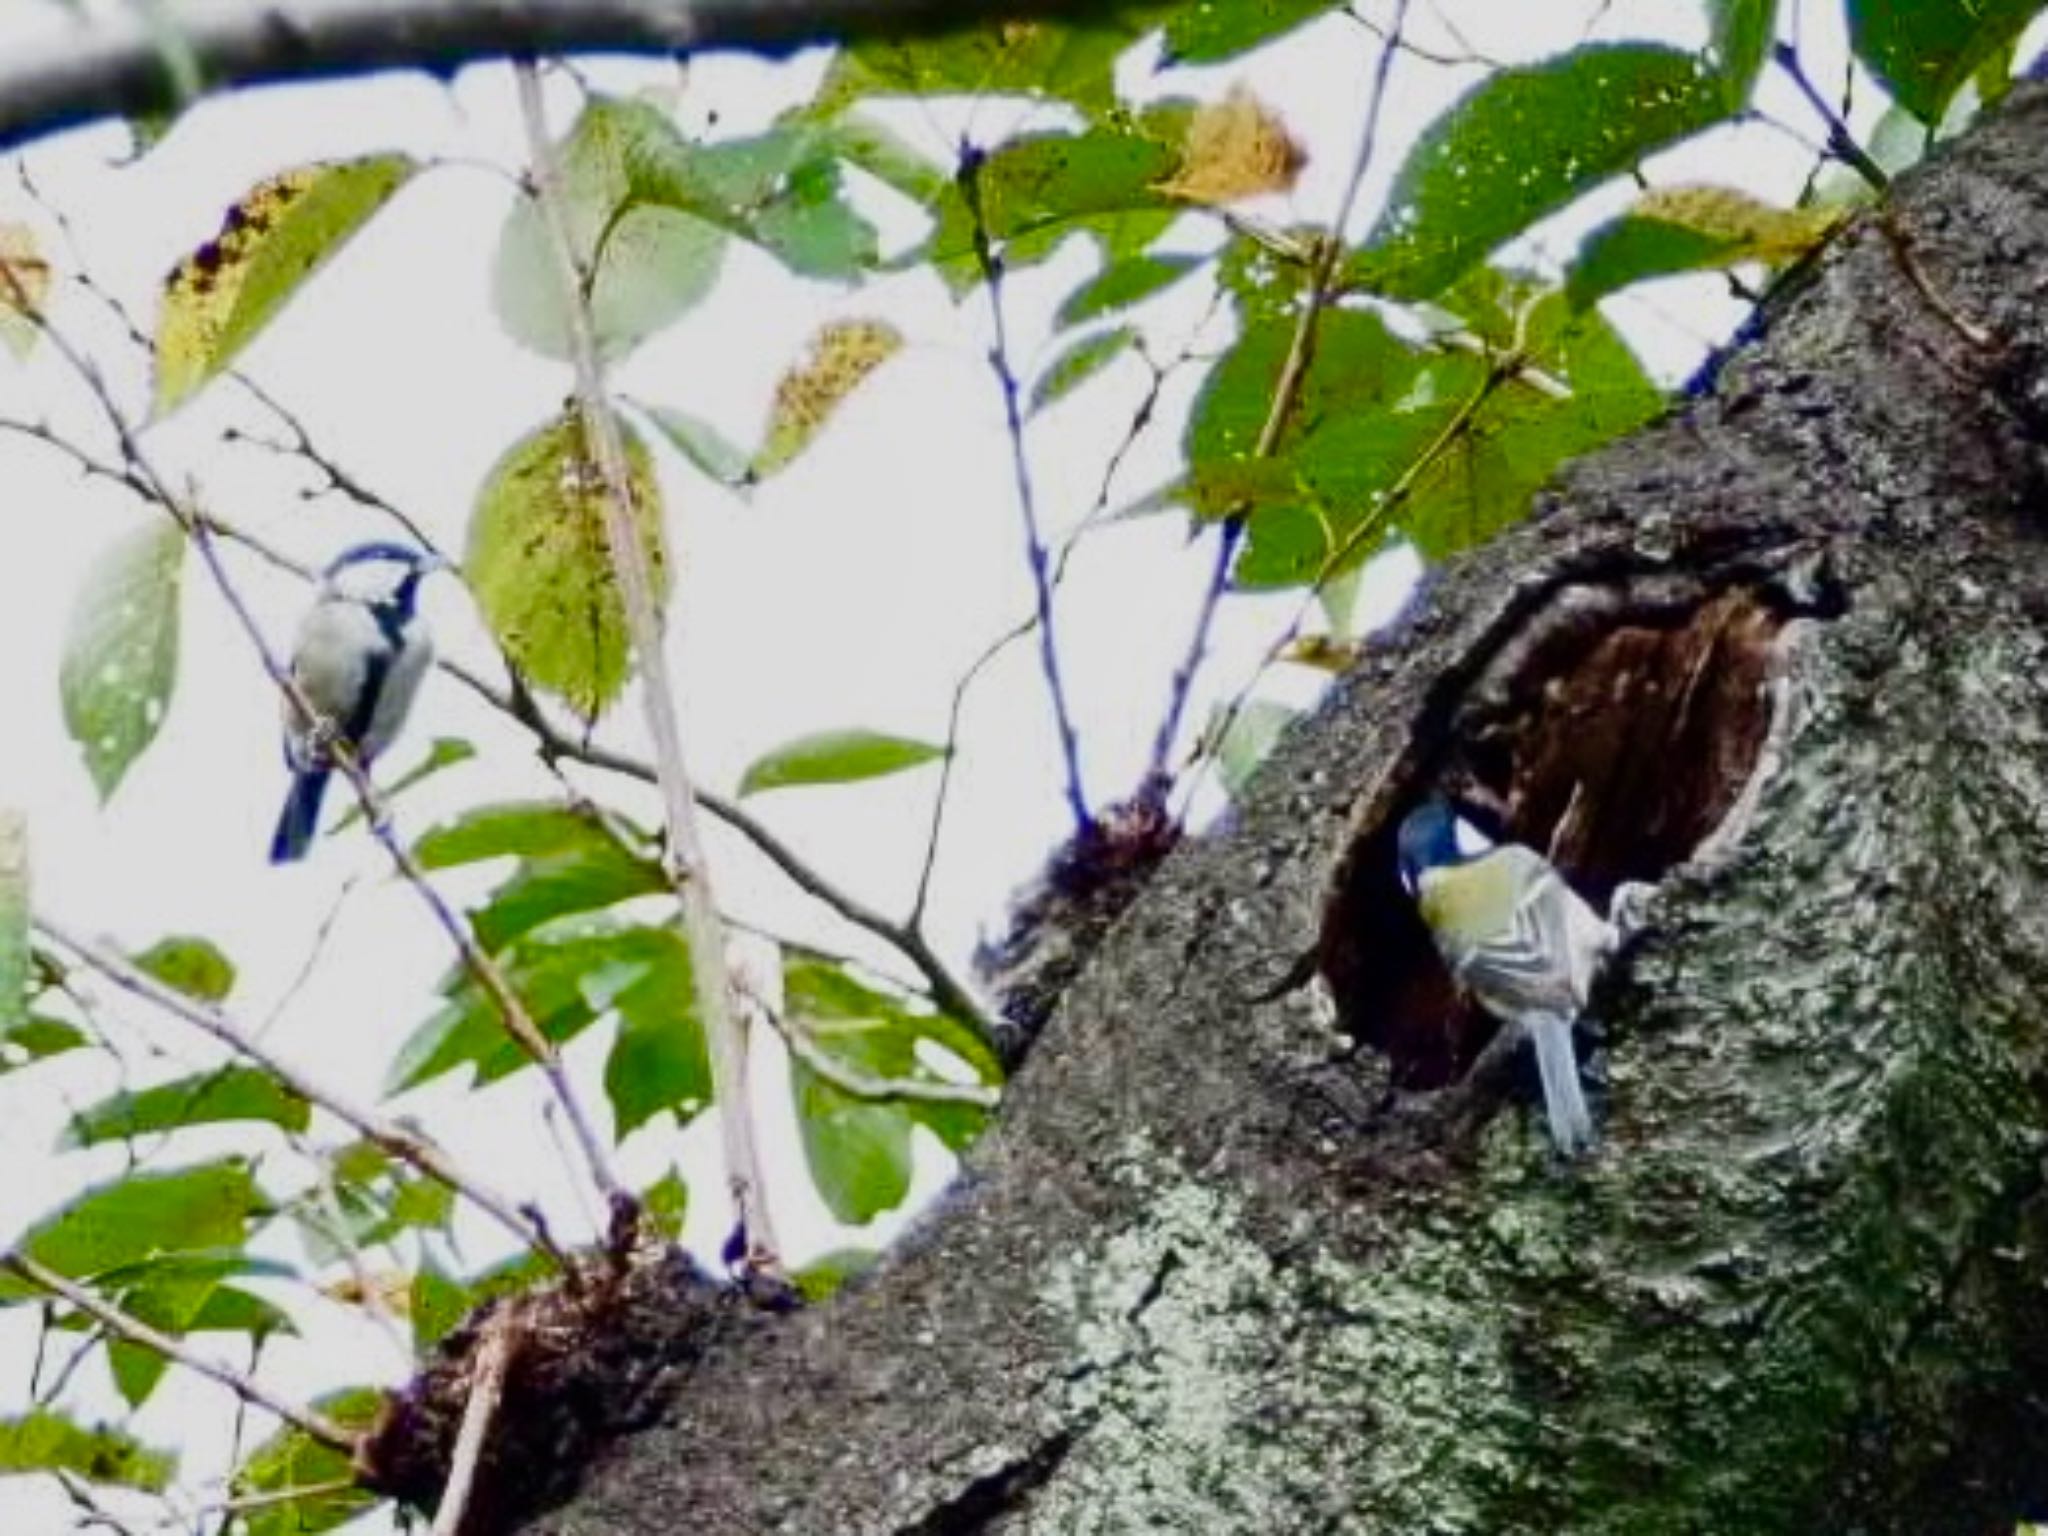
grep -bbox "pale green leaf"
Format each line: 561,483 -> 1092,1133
0,813 -> 24,1038
738,729 -> 947,797
60,520 -> 184,801
639,402 -> 752,487
1031,326 -> 1135,412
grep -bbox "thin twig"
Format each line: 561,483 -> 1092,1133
190,1478 -> 360,1519
192,514 -> 629,1213
230,373 -> 446,554
958,140 -> 1092,834
0,1252 -> 355,1453
0,257 -> 624,1218
430,1308 -> 520,1536
1143,0 -> 1414,798
514,62 -> 776,1270
35,912 -> 562,1265
1772,41 -> 1889,194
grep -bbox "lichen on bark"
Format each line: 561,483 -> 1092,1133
532,84 -> 2048,1536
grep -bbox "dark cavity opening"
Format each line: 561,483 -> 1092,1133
1320,585 -> 1796,1090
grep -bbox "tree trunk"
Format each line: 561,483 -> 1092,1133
524,86 -> 2048,1535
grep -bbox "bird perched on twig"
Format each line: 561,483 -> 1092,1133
1397,794 -> 1616,1155
270,542 -> 440,863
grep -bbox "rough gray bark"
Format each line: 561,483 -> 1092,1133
520,85 -> 2048,1536
0,0 -> 1127,151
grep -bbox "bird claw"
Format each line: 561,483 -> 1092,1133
1608,880 -> 1658,940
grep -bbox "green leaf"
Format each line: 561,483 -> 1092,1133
787,958 -> 996,1224
466,411 -> 668,721
1058,252 -> 1203,327
0,1410 -> 175,1491
391,925 -> 702,1105
0,1161 -> 258,1303
0,813 -> 24,1038
1565,185 -> 1841,309
1352,44 -> 1730,300
750,320 -> 903,480
1393,268 -> 1662,564
1846,0 -> 2044,123
641,1167 -> 689,1241
60,1067 -> 308,1150
131,934 -> 234,1002
0,1014 -> 87,1074
930,126 -> 1182,287
1163,0 -> 1337,62
639,402 -> 752,487
738,729 -> 947,797
1707,0 -> 1779,104
293,1141 -> 454,1267
410,1256 -> 469,1353
792,1246 -> 879,1302
792,1055 -> 915,1225
416,801 -> 666,951
60,519 -> 184,801
812,15 -> 1149,118
1031,326 -> 1136,412
154,155 -> 417,412
601,928 -> 711,1137
1209,698 -> 1300,798
233,1388 -> 382,1536
494,100 -> 725,362
631,120 -> 882,279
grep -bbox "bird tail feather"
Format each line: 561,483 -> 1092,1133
1527,1013 -> 1595,1155
269,768 -> 331,864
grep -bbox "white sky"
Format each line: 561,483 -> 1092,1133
0,0 -> 1952,1528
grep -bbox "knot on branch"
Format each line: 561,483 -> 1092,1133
357,1244 -> 735,1534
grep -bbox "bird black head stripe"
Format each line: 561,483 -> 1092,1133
323,541 -> 427,577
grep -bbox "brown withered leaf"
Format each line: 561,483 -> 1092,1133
0,223 -> 50,359
752,319 -> 903,480
1158,86 -> 1307,206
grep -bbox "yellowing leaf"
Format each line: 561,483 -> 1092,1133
1157,86 -> 1307,206
154,154 -> 417,414
1631,183 -> 1845,261
0,224 -> 49,359
466,411 -> 668,721
752,319 -> 902,480
322,1271 -> 413,1317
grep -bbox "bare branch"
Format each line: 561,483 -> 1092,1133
429,1306 -> 520,1536
513,63 -> 777,1270
0,1252 -> 356,1454
34,912 -> 562,1265
0,0 -> 1132,152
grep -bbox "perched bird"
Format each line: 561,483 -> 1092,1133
269,542 -> 439,863
1397,794 -> 1615,1155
